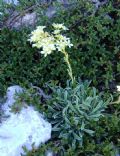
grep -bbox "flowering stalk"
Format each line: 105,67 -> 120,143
61,50 -> 74,84
29,23 -> 74,83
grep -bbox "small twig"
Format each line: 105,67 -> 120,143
4,5 -> 37,29
31,85 -> 51,100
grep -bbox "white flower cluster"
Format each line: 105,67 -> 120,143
55,34 -> 73,52
29,24 -> 73,57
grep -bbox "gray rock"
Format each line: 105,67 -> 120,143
46,5 -> 57,18
13,12 -> 37,28
3,0 -> 19,5
3,9 -> 37,29
90,0 -> 108,8
0,85 -> 52,156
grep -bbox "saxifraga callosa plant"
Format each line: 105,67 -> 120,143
29,24 -> 111,148
46,80 -> 110,147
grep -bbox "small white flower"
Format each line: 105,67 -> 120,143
117,86 -> 120,92
55,34 -> 73,52
53,29 -> 61,34
52,23 -> 68,31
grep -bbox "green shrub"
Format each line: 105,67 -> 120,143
0,0 -> 120,92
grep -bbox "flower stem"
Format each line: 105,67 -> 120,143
61,50 -> 74,84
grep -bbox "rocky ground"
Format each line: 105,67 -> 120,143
0,0 -> 108,29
